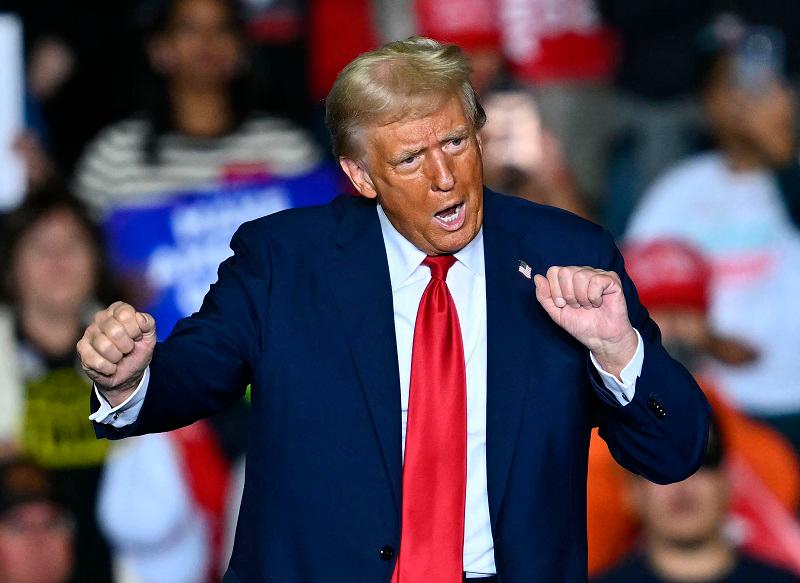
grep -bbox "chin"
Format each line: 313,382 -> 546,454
438,230 -> 477,254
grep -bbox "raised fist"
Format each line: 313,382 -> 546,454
534,266 -> 638,378
77,301 -> 156,402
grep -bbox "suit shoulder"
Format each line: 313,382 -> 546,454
490,191 -> 606,242
234,194 -> 359,246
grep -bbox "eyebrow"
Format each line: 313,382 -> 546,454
388,127 -> 470,166
389,147 -> 425,166
440,127 -> 469,142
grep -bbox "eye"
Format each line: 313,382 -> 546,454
398,155 -> 418,167
451,137 -> 464,147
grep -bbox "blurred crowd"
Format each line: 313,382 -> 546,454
2,0 -> 800,582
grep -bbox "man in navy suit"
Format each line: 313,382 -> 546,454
77,37 -> 709,582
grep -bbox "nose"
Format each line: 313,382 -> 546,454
429,149 -> 455,192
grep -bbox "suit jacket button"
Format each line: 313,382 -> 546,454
648,395 -> 667,419
380,545 -> 395,561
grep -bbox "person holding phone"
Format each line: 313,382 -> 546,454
626,18 -> 800,453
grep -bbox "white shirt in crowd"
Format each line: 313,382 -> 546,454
627,151 -> 800,415
74,116 -> 320,214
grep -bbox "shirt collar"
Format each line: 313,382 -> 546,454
376,204 -> 485,291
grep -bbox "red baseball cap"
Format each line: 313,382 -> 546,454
622,239 -> 711,313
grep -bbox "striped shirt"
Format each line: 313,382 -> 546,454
74,116 -> 321,214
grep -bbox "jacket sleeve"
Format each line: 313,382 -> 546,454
589,230 -> 711,484
93,220 -> 269,439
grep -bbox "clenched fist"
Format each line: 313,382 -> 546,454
77,301 -> 156,405
533,266 -> 638,378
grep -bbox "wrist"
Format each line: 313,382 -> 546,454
98,372 -> 144,407
591,327 -> 639,378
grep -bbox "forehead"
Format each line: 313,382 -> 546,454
25,209 -> 83,238
365,95 -> 470,154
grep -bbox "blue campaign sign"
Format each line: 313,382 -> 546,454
104,165 -> 343,339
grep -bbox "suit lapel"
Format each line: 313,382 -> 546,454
483,190 -> 547,530
324,197 -> 403,516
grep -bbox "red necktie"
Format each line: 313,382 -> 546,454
392,255 -> 467,583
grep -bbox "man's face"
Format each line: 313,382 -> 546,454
632,469 -> 729,549
341,95 -> 485,256
151,0 -> 242,89
0,502 -> 73,583
11,208 -> 97,316
648,308 -> 711,373
705,56 -> 796,167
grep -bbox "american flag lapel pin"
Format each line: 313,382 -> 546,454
518,260 -> 532,280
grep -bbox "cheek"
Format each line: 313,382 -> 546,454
45,534 -> 73,565
65,250 -> 96,282
11,254 -> 47,295
382,182 -> 434,218
0,537 -> 29,568
217,38 -> 241,63
172,37 -> 203,62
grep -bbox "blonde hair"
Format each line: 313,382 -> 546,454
325,36 -> 486,159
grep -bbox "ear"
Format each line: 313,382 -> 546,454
338,157 -> 378,199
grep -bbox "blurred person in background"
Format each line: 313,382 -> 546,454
480,88 -> 588,218
599,0 -> 714,234
98,419 -> 243,583
0,0 -> 139,175
9,132 -> 55,198
587,239 -> 800,576
592,419 -> 800,583
0,459 -> 74,583
0,190 -> 117,582
599,5 -> 800,235
625,19 -> 800,453
237,0 -> 310,126
96,384 -> 249,583
412,0 -> 506,94
497,0 -> 618,212
74,0 -> 319,215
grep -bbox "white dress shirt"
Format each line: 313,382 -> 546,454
92,204 -> 645,577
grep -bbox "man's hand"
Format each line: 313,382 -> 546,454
77,302 -> 156,406
534,266 -> 638,379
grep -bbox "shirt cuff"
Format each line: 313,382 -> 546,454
589,329 -> 643,406
89,367 -> 150,427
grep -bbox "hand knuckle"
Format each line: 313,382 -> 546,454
118,307 -> 135,322
108,325 -> 126,341
94,336 -> 111,354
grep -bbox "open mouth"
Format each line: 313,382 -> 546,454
433,202 -> 466,231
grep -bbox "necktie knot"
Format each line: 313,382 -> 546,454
423,255 -> 456,281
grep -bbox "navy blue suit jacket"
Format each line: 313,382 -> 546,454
93,189 -> 710,582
